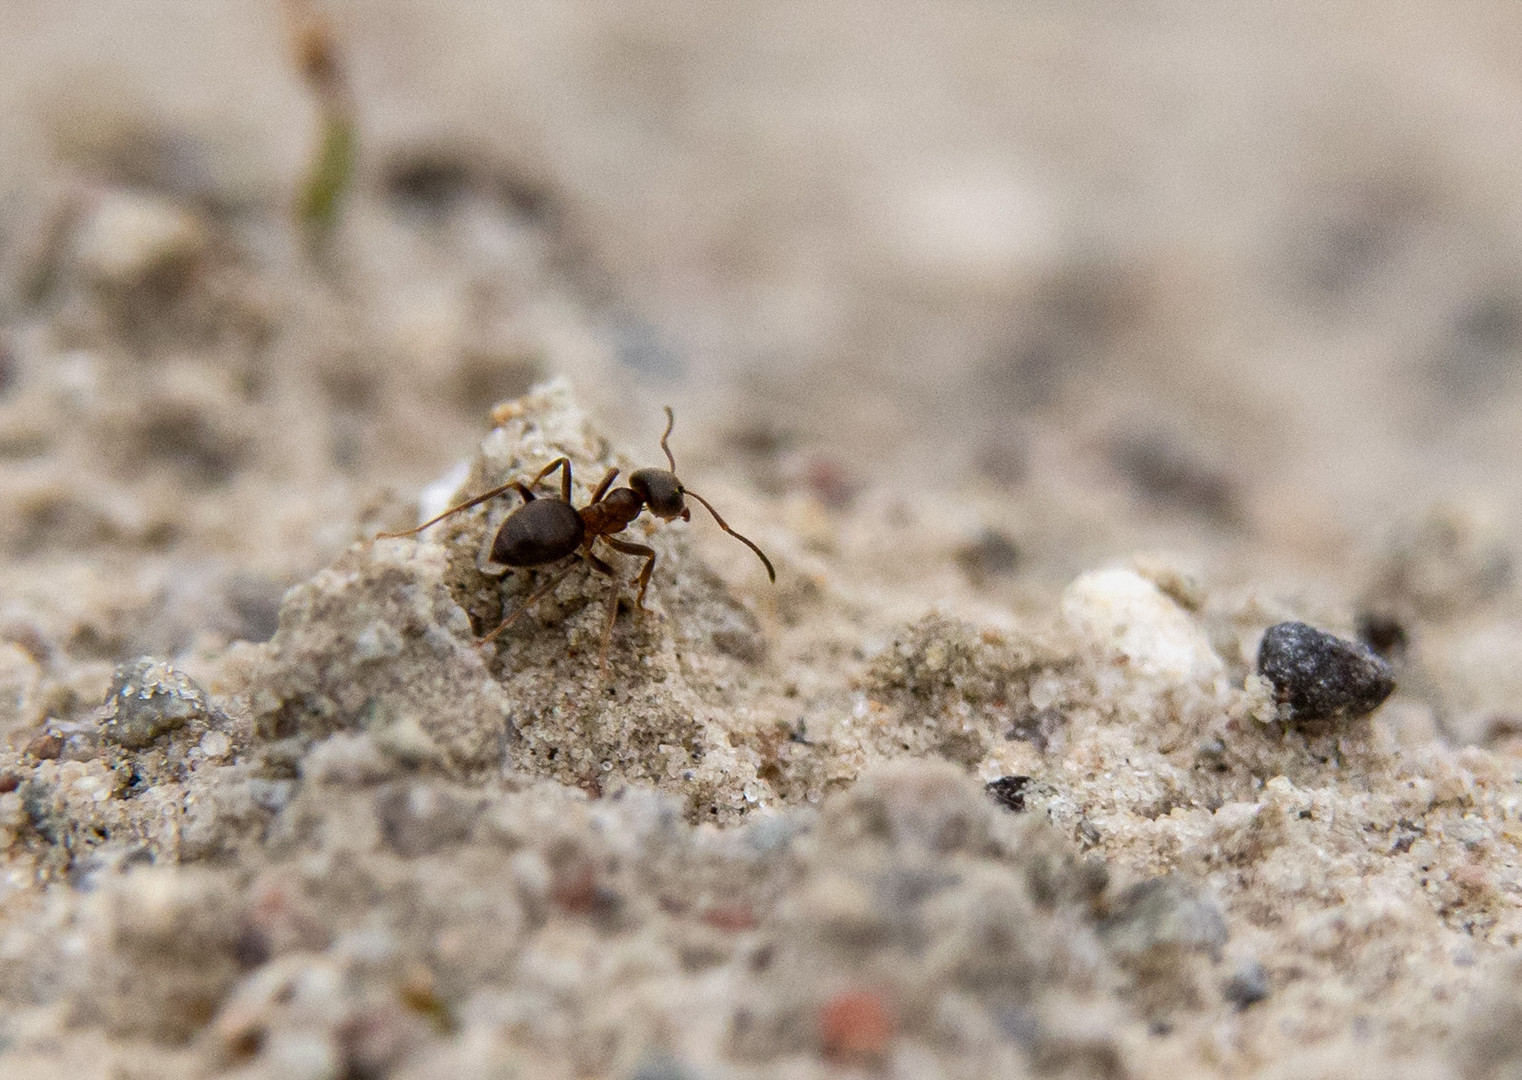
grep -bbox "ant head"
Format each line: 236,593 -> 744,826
630,468 -> 689,520
637,406 -> 776,582
630,406 -> 691,520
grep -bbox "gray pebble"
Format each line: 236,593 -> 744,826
1223,958 -> 1270,1009
100,656 -> 211,749
353,621 -> 405,662
1256,621 -> 1395,725
246,778 -> 295,813
376,783 -> 477,857
1100,874 -> 1228,961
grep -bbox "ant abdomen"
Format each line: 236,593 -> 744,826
490,497 -> 585,567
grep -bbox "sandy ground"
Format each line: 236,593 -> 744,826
3,2 -> 1522,1077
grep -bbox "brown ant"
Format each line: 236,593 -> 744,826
378,408 -> 775,659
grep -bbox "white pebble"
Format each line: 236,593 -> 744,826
199,730 -> 232,760
1061,567 -> 1225,685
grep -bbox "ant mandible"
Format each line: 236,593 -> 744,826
378,408 -> 775,652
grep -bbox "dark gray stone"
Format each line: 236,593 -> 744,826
1223,958 -> 1270,1009
1256,621 -> 1395,725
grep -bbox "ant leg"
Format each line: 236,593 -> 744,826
478,560 -> 577,645
598,570 -> 621,674
585,549 -> 616,577
590,467 -> 620,504
580,546 -> 621,673
603,536 -> 657,611
527,457 -> 572,501
377,480 -> 530,539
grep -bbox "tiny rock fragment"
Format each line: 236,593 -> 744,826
24,729 -> 62,760
985,774 -> 1032,812
818,988 -> 896,1064
955,527 -> 1021,583
100,655 -> 212,748
1223,958 -> 1270,1010
700,903 -> 759,932
1356,611 -> 1408,661
70,189 -> 206,289
1255,621 -> 1395,725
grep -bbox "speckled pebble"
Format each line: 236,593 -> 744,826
1255,621 -> 1395,725
985,774 -> 1031,812
100,656 -> 211,749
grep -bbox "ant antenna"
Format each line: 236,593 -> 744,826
659,405 -> 677,472
682,488 -> 777,582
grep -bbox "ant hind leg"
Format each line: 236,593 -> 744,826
376,480 -> 527,539
478,560 -> 578,646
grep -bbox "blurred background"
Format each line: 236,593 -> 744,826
2,0 -> 1522,653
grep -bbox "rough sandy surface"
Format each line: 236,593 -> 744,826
4,3 -> 1522,1078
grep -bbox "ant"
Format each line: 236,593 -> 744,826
378,408 -> 775,660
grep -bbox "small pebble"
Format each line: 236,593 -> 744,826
25,730 -> 62,761
1356,611 -> 1408,661
955,528 -> 1021,583
199,729 -> 232,760
1062,568 -> 1225,683
1223,958 -> 1270,1010
818,988 -> 896,1064
1100,875 -> 1228,961
100,657 -> 211,749
71,189 -> 205,288
1256,622 -> 1395,725
985,775 -> 1032,812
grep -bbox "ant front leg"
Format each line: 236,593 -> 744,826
589,467 -> 620,504
602,537 -> 657,611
